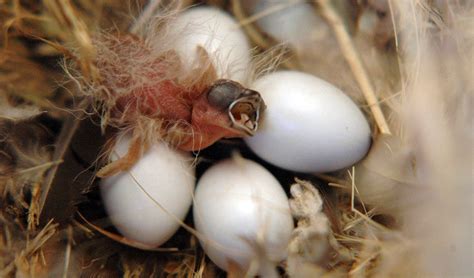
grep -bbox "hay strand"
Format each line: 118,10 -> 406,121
316,0 -> 392,135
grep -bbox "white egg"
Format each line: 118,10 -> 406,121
168,6 -> 251,83
100,136 -> 195,247
193,157 -> 294,273
252,0 -> 328,46
245,71 -> 371,173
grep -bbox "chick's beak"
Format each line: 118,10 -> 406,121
177,83 -> 265,151
228,89 -> 266,136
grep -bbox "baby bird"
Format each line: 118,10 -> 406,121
87,35 -> 265,177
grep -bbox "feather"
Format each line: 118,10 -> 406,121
353,0 -> 473,275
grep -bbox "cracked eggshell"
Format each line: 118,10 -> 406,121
193,158 -> 294,273
245,71 -> 371,173
100,136 -> 195,247
168,6 -> 251,83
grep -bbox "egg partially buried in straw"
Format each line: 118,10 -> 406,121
245,71 -> 371,173
100,135 -> 195,247
251,0 -> 326,46
167,6 -> 252,83
193,157 -> 294,274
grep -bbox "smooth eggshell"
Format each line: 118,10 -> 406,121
101,137 -> 195,247
169,6 -> 251,83
253,0 -> 327,45
193,158 -> 294,273
245,71 -> 371,173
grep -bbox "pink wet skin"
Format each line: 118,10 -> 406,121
180,91 -> 245,151
114,78 -> 245,151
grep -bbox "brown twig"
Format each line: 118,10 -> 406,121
316,0 -> 391,135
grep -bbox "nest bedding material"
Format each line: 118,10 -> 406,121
0,0 -> 472,277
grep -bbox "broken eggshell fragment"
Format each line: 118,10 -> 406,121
245,71 -> 371,173
100,135 -> 195,247
193,157 -> 294,274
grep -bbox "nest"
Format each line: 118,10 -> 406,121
0,0 -> 472,277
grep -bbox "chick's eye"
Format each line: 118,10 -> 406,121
207,80 -> 241,110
